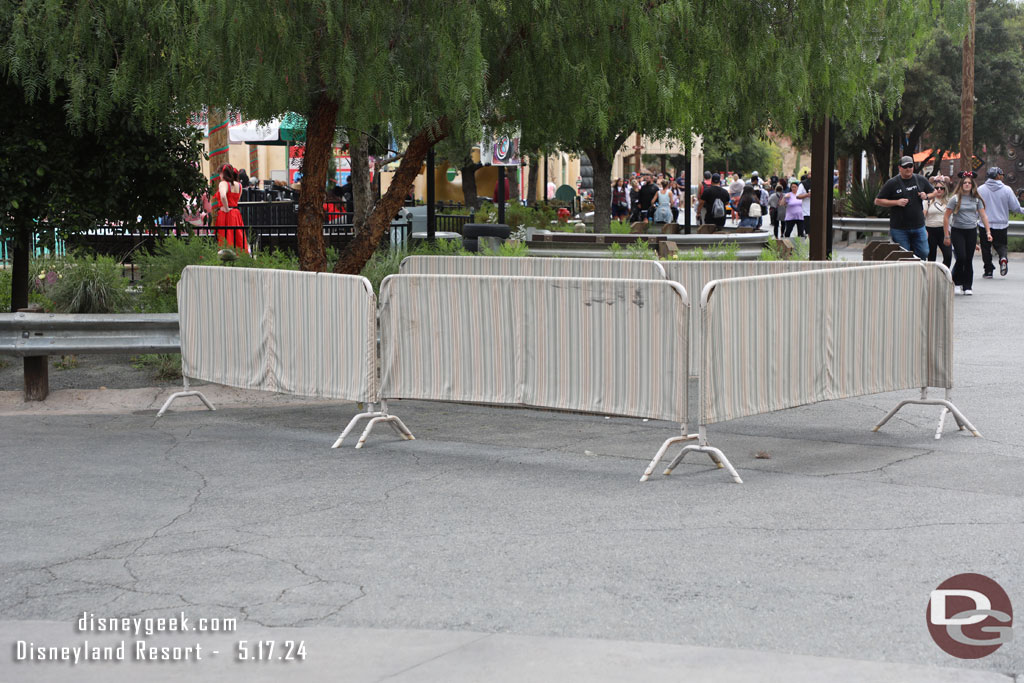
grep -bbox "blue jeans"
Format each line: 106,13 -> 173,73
891,226 -> 928,260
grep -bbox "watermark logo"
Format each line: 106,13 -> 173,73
927,573 -> 1013,659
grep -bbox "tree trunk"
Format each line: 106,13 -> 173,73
586,146 -> 614,234
461,162 -> 482,208
960,0 -> 977,174
526,155 -> 538,204
509,166 -> 520,201
296,92 -> 338,272
11,225 -> 29,312
334,120 -> 449,275
349,129 -> 373,233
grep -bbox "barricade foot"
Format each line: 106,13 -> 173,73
660,428 -> 742,484
641,433 -> 697,482
873,393 -> 981,439
156,390 -> 215,418
332,409 -> 378,448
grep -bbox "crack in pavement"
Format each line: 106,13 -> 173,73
378,633 -> 493,681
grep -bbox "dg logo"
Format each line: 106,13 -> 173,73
927,573 -> 1013,659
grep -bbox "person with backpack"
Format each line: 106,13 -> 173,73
737,185 -> 761,228
698,173 -> 730,229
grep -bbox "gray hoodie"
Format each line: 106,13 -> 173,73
977,178 -> 1021,229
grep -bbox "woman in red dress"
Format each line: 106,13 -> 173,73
214,164 -> 249,252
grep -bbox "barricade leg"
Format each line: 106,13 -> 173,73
156,377 -> 215,418
641,427 -> 697,482
873,388 -> 981,439
662,427 -> 743,484
334,400 -> 415,449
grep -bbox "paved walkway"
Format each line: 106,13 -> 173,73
1,248 -> 1023,681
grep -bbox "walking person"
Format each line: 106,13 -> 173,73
874,156 -> 934,260
653,180 -> 675,231
780,180 -> 804,237
977,166 -> 1019,278
697,173 -> 730,229
736,185 -> 761,229
214,164 -> 248,252
768,184 -> 783,238
924,178 -> 952,268
944,172 -> 992,296
611,179 -> 631,222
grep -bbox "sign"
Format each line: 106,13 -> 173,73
480,127 -> 521,166
446,167 -> 458,182
288,145 -> 305,184
971,155 -> 985,171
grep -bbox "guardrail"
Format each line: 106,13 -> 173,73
0,313 -> 180,358
833,217 -> 1024,238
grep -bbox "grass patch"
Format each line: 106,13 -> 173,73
131,353 -> 183,381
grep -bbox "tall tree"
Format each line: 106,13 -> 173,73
0,79 -> 206,312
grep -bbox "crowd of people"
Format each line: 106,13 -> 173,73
875,156 -> 1017,296
608,170 -> 822,236
610,160 -> 1015,296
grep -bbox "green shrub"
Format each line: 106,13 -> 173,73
481,240 -> 530,257
1008,236 -> 1024,252
134,237 -> 221,313
0,268 -> 10,312
48,254 -> 132,313
608,238 -> 656,260
359,249 -> 406,296
609,220 -> 632,234
845,180 -> 887,218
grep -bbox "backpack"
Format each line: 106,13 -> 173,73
712,197 -> 725,218
749,202 -> 762,218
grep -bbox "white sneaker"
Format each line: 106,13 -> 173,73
955,285 -> 963,295
964,288 -> 973,296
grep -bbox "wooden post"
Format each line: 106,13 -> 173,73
23,356 -> 48,402
810,118 -> 831,261
960,0 -> 976,174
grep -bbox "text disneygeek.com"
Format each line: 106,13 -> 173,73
11,612 -> 306,665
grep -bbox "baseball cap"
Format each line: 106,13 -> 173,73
899,156 -> 914,168
751,172 -> 759,178
711,173 -> 721,183
987,166 -> 1004,179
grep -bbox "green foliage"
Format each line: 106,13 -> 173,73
134,238 -> 221,313
131,353 -> 183,381
790,236 -> 811,261
47,255 -> 132,313
481,241 -> 530,257
0,268 -> 9,312
609,220 -> 633,234
1008,236 -> 1024,252
703,135 -> 783,176
360,238 -> 473,295
673,243 -> 741,261
845,180 -> 889,218
607,238 -> 657,260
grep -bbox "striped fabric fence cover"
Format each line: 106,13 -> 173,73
698,264 -> 929,425
659,261 -> 953,389
378,275 -> 688,423
399,255 -> 667,280
177,266 -> 378,401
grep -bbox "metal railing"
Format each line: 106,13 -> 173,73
833,217 -> 1024,237
0,312 -> 180,358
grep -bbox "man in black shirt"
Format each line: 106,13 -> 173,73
874,155 -> 935,259
698,173 -> 731,229
637,175 -> 659,225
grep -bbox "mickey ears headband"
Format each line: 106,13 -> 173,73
958,171 -> 977,179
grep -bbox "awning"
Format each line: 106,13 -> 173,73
229,113 -> 307,145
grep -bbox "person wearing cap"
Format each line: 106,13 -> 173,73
874,156 -> 935,260
977,166 -> 1019,278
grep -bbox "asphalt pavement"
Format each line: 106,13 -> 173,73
1,247 -> 1022,682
